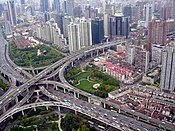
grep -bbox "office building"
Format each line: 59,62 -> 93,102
123,5 -> 132,22
40,0 -> 49,12
91,18 -> 104,44
7,0 -> 17,26
109,14 -> 129,39
160,44 -> 175,92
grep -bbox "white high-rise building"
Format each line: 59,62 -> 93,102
143,3 -> 152,27
7,0 -> 17,26
160,44 -> 175,92
68,22 -> 81,52
79,18 -> 92,48
68,18 -> 92,52
104,13 -> 110,37
63,16 -> 73,38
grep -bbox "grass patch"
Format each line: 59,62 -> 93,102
74,72 -> 90,80
76,80 -> 96,93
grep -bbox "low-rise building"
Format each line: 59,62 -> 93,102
142,68 -> 161,84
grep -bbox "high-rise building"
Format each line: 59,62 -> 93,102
115,15 -> 123,36
91,18 -> 104,44
68,22 -> 81,52
148,19 -> 167,45
0,4 -> 3,17
40,0 -> 49,12
68,18 -> 92,52
123,5 -> 132,22
122,17 -> 129,39
79,18 -> 92,48
134,46 -> 150,73
108,14 -> 129,39
63,0 -> 74,16
125,45 -> 135,65
143,3 -> 152,27
20,0 -> 25,5
160,44 -> 175,92
104,13 -> 110,37
173,0 -> 175,19
53,0 -> 60,15
63,16 -> 73,38
7,0 -> 17,26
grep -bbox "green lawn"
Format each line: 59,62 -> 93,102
9,42 -> 64,68
74,72 -> 90,80
76,80 -> 96,93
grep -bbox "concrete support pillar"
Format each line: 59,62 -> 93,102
15,96 -> 18,103
137,116 -> 139,120
22,110 -> 25,116
64,88 -> 66,93
11,115 -> 13,119
103,103 -> 106,109
74,92 -> 76,98
58,106 -> 61,112
27,88 -> 29,93
36,70 -> 39,74
75,110 -> 77,115
91,52 -> 93,58
84,53 -> 87,60
3,107 -> 6,113
119,109 -> 121,114
55,85 -> 58,91
103,48 -> 105,53
34,107 -> 36,112
46,84 -> 49,89
72,62 -> 74,67
97,50 -> 99,56
36,91 -> 40,96
77,93 -> 79,98
88,97 -> 91,103
46,106 -> 49,110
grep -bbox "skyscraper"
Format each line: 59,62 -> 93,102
68,22 -> 81,52
160,45 -> 175,92
91,18 -> 104,44
40,0 -> 49,12
143,3 -> 152,27
53,0 -> 60,15
63,0 -> 74,16
20,0 -> 25,5
79,18 -> 92,47
7,0 -> 17,26
68,18 -> 92,52
148,19 -> 167,45
173,0 -> 175,19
